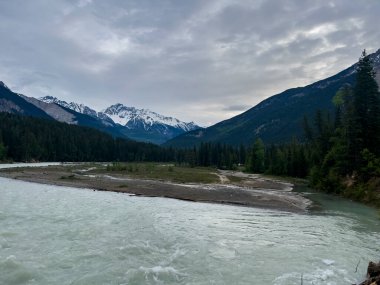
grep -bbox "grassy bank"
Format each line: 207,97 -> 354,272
92,162 -> 220,184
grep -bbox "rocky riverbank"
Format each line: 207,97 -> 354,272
0,164 -> 311,212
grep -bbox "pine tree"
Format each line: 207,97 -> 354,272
247,138 -> 265,173
332,84 -> 355,174
0,140 -> 6,161
353,50 -> 380,157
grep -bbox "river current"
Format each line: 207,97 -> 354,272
0,164 -> 379,284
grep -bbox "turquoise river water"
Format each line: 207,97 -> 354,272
0,164 -> 379,284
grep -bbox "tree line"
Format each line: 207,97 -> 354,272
0,112 -> 246,166
0,113 -> 168,162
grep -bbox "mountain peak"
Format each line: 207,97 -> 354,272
0,81 -> 10,90
103,103 -> 199,132
103,103 -> 137,115
39,95 -> 58,103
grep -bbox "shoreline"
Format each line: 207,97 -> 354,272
0,164 -> 311,213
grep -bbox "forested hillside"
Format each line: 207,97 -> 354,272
0,112 -> 245,167
243,51 -> 380,207
0,113 -> 166,162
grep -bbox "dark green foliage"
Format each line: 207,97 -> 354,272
0,112 -> 167,162
0,142 -> 6,161
359,149 -> 380,182
0,112 -> 246,169
353,50 -> 380,158
240,135 -> 310,178
246,139 -> 265,173
244,51 -> 380,208
306,51 -> 380,203
256,140 -> 308,178
0,131 -> 6,160
173,142 -> 245,169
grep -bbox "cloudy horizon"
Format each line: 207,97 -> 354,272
1,0 -> 380,126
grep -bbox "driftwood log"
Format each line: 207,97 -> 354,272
359,261 -> 380,285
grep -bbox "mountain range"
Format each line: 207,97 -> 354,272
165,49 -> 380,147
0,85 -> 201,144
38,96 -> 200,144
1,49 -> 379,148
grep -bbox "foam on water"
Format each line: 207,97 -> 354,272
273,266 -> 355,285
323,259 -> 336,265
0,162 -> 62,169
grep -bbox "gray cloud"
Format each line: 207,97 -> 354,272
0,0 -> 379,126
223,104 -> 251,112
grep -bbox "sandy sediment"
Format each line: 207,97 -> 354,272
0,165 -> 311,213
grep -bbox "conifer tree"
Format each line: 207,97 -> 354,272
0,141 -> 6,161
247,138 -> 265,173
353,50 -> 380,158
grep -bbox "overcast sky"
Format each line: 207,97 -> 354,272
0,0 -> 379,126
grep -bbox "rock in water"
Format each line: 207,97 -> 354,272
359,261 -> 380,285
368,261 -> 380,278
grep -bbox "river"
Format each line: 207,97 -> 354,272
0,164 -> 379,284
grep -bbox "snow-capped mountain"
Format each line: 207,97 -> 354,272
39,96 -> 201,144
102,103 -> 199,133
40,96 -> 98,118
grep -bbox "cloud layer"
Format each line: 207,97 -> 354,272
1,0 -> 379,125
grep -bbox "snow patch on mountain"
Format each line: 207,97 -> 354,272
40,96 -> 97,117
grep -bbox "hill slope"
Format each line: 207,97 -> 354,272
165,49 -> 380,147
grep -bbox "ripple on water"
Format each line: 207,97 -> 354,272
0,176 -> 380,284
0,255 -> 40,285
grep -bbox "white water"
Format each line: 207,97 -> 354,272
0,165 -> 379,284
0,162 -> 62,169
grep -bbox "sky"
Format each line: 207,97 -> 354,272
0,0 -> 380,126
